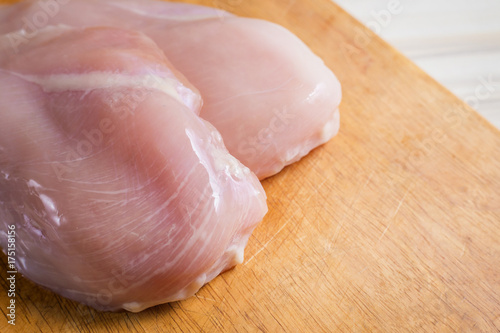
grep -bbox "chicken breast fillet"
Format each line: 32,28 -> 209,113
0,0 -> 342,179
0,25 -> 267,312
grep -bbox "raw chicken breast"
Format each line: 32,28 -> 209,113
0,0 -> 341,179
0,26 -> 267,312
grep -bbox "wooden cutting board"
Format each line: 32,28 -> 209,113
1,0 -> 499,331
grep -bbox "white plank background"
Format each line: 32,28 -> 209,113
334,0 -> 500,129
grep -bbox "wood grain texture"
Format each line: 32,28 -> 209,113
1,0 -> 499,332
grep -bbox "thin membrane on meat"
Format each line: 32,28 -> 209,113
0,26 -> 267,312
0,0 -> 342,179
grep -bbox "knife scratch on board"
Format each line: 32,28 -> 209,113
196,295 -> 216,302
244,216 -> 293,265
329,170 -> 375,250
378,184 -> 413,243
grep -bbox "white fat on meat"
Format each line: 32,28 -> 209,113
0,25 -> 267,312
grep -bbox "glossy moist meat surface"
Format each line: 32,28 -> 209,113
0,0 -> 341,179
0,25 -> 267,312
0,0 -> 341,312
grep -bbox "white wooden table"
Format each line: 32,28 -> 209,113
334,0 -> 500,129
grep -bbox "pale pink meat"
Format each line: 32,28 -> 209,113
0,0 -> 342,312
0,26 -> 267,312
0,0 -> 342,179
